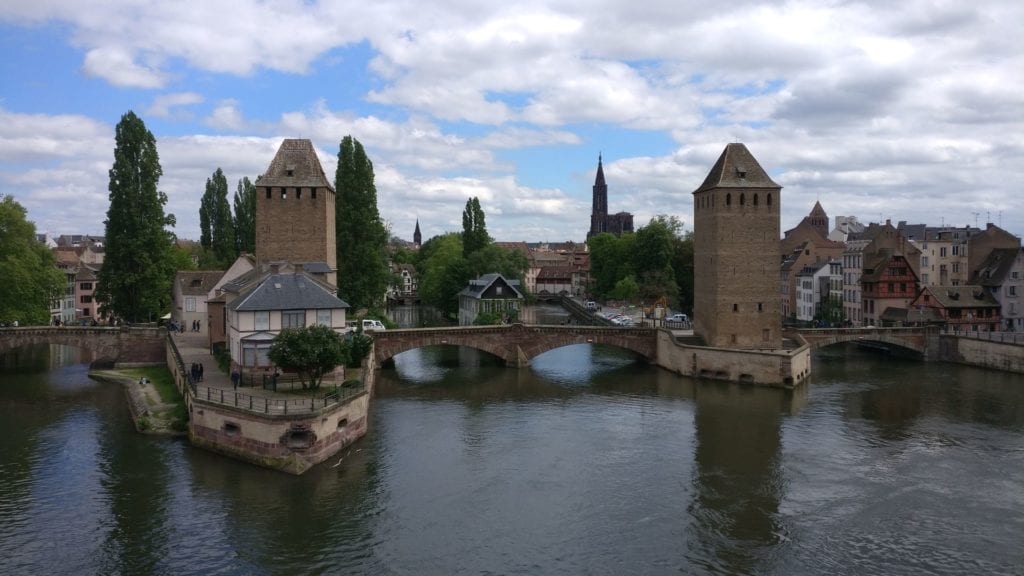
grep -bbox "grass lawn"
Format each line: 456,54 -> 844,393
124,366 -> 189,432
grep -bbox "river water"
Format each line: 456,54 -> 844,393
1,306 -> 1023,575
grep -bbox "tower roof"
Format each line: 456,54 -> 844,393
694,143 -> 780,193
810,200 -> 826,217
256,139 -> 334,190
594,154 -> 606,187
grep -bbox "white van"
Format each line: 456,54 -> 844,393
361,319 -> 386,331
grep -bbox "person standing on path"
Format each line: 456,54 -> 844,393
231,368 -> 240,389
198,363 -> 204,382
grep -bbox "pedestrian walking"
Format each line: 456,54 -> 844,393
231,368 -> 240,389
198,363 -> 204,382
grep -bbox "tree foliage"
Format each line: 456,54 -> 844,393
0,196 -> 64,325
267,325 -> 349,390
335,136 -> 391,309
461,196 -> 490,257
417,233 -> 469,316
96,111 -> 176,323
587,215 -> 693,311
198,168 -> 234,268
233,176 -> 256,255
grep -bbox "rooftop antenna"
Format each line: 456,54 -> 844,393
972,212 -> 980,227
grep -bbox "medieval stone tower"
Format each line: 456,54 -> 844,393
254,139 -> 337,286
693,143 -> 781,349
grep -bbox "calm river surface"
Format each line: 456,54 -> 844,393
1,306 -> 1023,575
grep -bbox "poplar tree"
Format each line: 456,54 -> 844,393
207,168 -> 235,266
96,111 -> 175,323
461,196 -> 490,257
233,176 -> 256,255
335,136 -> 390,309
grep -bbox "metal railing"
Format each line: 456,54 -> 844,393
192,382 -> 366,415
941,328 -> 1024,345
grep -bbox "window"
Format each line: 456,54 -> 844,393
80,295 -> 92,303
757,302 -> 763,312
767,193 -> 772,206
282,311 -> 305,328
312,188 -> 317,199
1011,286 -> 1018,297
83,308 -> 90,317
733,303 -> 738,312
952,262 -> 960,273
296,187 -> 302,199
185,297 -> 196,312
753,194 -> 759,206
266,188 -> 272,199
726,193 -> 732,206
255,311 -> 270,331
316,309 -> 331,326
940,247 -> 947,257
281,188 -> 288,199
496,286 -> 503,296
79,282 -> 93,290
740,193 -> 746,205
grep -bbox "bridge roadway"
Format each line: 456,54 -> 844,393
371,323 -> 658,367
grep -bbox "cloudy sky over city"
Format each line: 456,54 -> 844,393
2,0 -> 1021,243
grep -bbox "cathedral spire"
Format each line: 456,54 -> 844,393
413,218 -> 422,247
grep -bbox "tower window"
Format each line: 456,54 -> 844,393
726,193 -> 732,206
733,303 -> 738,312
312,188 -> 317,199
767,193 -> 772,206
736,168 -> 746,179
296,188 -> 302,199
265,188 -> 271,199
753,194 -> 758,206
286,169 -> 294,177
281,188 -> 287,199
740,193 -> 745,206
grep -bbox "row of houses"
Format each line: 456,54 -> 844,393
781,203 -> 1022,332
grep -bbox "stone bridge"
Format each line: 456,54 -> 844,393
788,326 -> 937,356
371,323 -> 658,367
0,326 -> 167,366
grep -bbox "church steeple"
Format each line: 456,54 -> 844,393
588,154 -> 609,239
413,219 -> 422,248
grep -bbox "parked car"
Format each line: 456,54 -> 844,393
362,319 -> 386,331
667,313 -> 689,323
585,301 -> 599,311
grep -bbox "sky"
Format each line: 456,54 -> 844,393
1,0 -> 1022,244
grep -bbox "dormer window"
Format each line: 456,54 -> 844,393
736,167 -> 746,179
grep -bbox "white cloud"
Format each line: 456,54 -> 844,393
147,92 -> 204,118
82,46 -> 167,89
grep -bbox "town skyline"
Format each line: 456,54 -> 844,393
2,1 -> 1021,241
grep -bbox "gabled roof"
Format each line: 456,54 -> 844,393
458,273 -> 524,300
229,272 -> 350,312
694,143 -> 781,193
970,247 -> 1019,287
255,139 -> 334,190
176,270 -> 225,296
536,266 -> 576,280
918,285 -> 999,309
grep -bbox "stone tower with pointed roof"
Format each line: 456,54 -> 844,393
587,155 -> 633,239
413,219 -> 422,248
693,143 -> 782,349
254,139 -> 337,286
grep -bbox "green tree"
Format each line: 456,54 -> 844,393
199,168 -> 234,267
673,231 -> 694,313
610,274 -> 640,303
96,111 -> 176,323
233,176 -> 256,255
633,217 -> 679,305
335,136 -> 390,309
0,196 -> 64,325
267,325 -> 348,390
587,232 -> 635,298
466,244 -> 528,287
461,196 -> 490,257
417,232 -> 469,316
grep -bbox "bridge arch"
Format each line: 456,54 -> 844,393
789,328 -> 931,356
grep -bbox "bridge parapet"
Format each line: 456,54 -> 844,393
0,325 -> 165,366
787,326 -> 937,355
372,323 -> 657,367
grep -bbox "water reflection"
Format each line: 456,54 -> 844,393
687,384 -> 805,574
